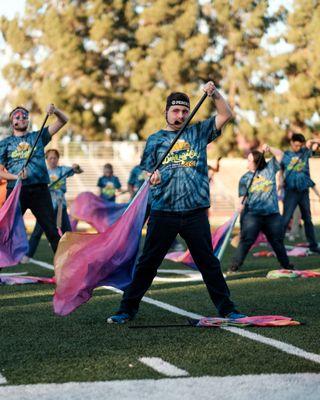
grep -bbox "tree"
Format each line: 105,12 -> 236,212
0,0 -> 138,140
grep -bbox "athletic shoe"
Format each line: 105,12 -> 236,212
225,312 -> 247,319
283,263 -> 295,270
310,247 -> 320,254
227,265 -> 239,274
20,256 -> 30,264
106,313 -> 132,324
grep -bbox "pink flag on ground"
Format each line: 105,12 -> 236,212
53,181 -> 150,316
0,180 -> 28,268
165,213 -> 238,268
70,192 -> 128,232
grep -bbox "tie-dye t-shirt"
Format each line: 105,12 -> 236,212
140,117 -> 221,212
239,157 -> 280,215
0,128 -> 51,188
97,175 -> 121,202
128,165 -> 148,195
281,148 -> 315,192
48,166 -> 74,208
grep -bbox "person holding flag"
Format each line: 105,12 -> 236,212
108,81 -> 245,324
0,104 -> 68,256
21,149 -> 83,262
229,144 -> 293,273
280,133 -> 320,253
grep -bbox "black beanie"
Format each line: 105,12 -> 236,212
166,92 -> 190,110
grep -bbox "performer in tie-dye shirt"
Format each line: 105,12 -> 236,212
280,133 -> 320,253
108,81 -> 246,324
23,149 -> 82,261
229,144 -> 292,273
0,104 -> 68,257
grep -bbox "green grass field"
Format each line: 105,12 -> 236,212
1,230 -> 320,398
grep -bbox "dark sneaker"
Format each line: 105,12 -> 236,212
106,313 -> 132,324
227,265 -> 239,274
226,312 -> 247,319
310,247 -> 320,254
283,263 -> 295,270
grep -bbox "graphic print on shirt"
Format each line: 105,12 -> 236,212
102,182 -> 116,198
11,141 -> 32,159
287,156 -> 306,172
162,139 -> 199,168
249,175 -> 273,194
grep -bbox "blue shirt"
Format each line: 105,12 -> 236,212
140,117 -> 221,212
0,128 -> 51,188
128,165 -> 148,196
239,157 -> 280,215
97,175 -> 121,202
281,148 -> 315,192
49,166 -> 74,208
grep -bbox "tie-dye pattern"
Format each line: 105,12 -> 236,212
281,148 -> 315,191
0,128 -> 51,188
48,166 -> 74,208
140,117 -> 221,212
239,157 -> 280,215
97,175 -> 121,202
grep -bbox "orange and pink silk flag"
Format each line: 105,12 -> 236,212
53,181 -> 150,316
0,180 -> 28,268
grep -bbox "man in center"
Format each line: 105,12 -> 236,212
108,81 -> 245,323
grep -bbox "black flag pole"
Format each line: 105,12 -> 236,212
23,113 -> 50,170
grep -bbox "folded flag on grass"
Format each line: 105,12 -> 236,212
70,192 -> 128,232
54,181 -> 150,316
254,246 -> 310,258
193,315 -> 300,328
165,213 -> 238,267
0,275 -> 55,285
0,180 -> 28,268
267,269 -> 320,279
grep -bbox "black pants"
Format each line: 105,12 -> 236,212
27,205 -> 71,257
232,211 -> 290,269
7,184 -> 60,254
119,208 -> 236,317
282,189 -> 318,249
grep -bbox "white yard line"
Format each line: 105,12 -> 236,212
0,373 -> 7,385
30,260 -> 320,365
1,374 -> 320,400
0,272 -> 28,277
139,357 -> 189,377
29,259 -> 54,271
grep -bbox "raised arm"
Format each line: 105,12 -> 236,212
203,81 -> 233,131
47,104 -> 69,136
261,144 -> 284,164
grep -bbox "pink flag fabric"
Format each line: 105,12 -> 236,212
165,213 -> 238,267
0,180 -> 28,268
267,269 -> 320,279
70,192 -> 128,232
196,315 -> 300,327
53,181 -> 150,316
0,274 -> 55,285
254,246 -> 310,258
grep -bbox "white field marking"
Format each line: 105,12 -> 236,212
0,272 -> 28,277
29,258 -> 54,271
30,260 -> 320,365
1,374 -> 320,400
139,357 -> 189,377
157,269 -> 199,275
104,286 -> 320,365
0,373 -> 7,384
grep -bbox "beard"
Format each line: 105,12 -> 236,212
13,123 -> 28,132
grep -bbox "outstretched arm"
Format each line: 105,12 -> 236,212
47,104 -> 69,136
203,81 -> 233,131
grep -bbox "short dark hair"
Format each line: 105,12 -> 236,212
291,133 -> 305,143
45,149 -> 60,159
9,106 -> 29,120
250,150 -> 267,171
104,163 -> 113,170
